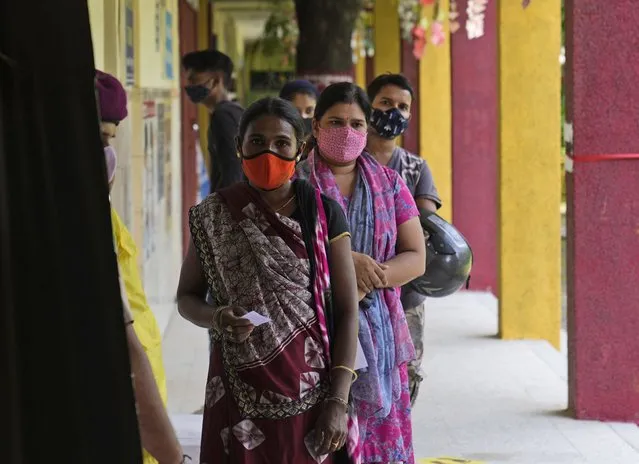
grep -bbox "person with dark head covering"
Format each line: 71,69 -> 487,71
95,69 -> 128,189
182,50 -> 244,193
280,79 -> 319,136
95,69 -> 185,464
96,70 -> 128,127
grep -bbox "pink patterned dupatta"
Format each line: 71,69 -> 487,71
298,150 -> 419,463
311,186 -> 362,464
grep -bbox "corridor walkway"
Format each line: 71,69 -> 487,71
163,292 -> 639,463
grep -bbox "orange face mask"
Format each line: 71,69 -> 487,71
241,150 -> 297,191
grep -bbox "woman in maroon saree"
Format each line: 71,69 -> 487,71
177,97 -> 361,464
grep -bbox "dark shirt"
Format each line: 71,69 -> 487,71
208,100 -> 244,193
386,147 -> 442,308
291,195 -> 350,243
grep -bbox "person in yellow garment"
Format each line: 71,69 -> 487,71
111,208 -> 168,404
97,69 -> 182,464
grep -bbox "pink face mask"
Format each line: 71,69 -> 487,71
317,125 -> 367,164
104,145 -> 117,183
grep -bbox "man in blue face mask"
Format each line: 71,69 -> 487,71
182,50 -> 244,193
366,73 -> 442,407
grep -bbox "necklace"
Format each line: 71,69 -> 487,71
275,194 -> 296,213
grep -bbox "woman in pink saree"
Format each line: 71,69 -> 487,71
177,97 -> 361,464
297,83 -> 426,464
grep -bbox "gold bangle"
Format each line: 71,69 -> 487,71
325,396 -> 350,413
331,365 -> 358,382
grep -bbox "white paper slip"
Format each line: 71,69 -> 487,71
243,311 -> 271,327
355,339 -> 368,370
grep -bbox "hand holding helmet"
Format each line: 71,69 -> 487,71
408,209 -> 473,298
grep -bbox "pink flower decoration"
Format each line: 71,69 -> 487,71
413,38 -> 426,60
421,0 -> 436,4
412,25 -> 427,59
431,21 -> 445,46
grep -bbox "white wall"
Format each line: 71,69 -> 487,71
89,0 -> 183,335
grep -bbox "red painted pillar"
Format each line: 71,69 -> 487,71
565,0 -> 639,421
401,39 -> 420,154
178,0 -> 199,256
450,0 -> 499,292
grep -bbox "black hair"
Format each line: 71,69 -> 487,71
314,82 -> 372,122
238,97 -> 306,147
182,50 -> 234,88
366,73 -> 415,102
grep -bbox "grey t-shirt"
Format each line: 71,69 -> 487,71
386,147 -> 441,308
386,147 -> 441,208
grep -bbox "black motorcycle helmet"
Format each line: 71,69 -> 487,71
408,209 -> 473,298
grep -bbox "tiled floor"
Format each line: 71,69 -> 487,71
164,292 -> 639,463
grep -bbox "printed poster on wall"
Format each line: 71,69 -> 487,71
164,11 -> 174,80
143,100 -> 159,261
163,102 -> 173,232
124,0 -> 135,86
156,103 -> 166,201
154,0 -> 161,52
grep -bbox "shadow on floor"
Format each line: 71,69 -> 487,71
534,408 -> 573,419
192,406 -> 204,415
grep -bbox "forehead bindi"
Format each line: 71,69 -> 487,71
324,102 -> 366,122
